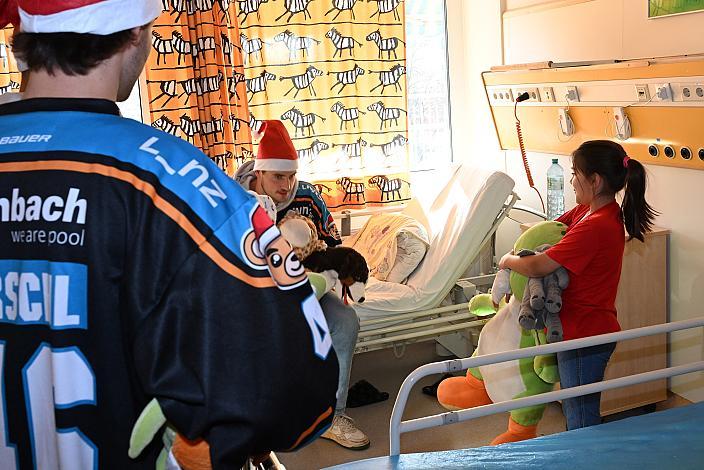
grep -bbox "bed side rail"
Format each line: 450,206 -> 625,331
389,317 -> 704,456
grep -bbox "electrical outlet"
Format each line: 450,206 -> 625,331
682,83 -> 704,101
654,83 -> 672,101
541,87 -> 555,102
489,88 -> 514,104
514,87 -> 541,102
635,84 -> 650,102
564,86 -> 579,102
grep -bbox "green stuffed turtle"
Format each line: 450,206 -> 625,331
437,221 -> 567,445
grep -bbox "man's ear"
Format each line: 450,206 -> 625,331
131,24 -> 150,46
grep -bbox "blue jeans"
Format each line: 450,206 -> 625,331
557,342 -> 616,430
319,293 -> 360,414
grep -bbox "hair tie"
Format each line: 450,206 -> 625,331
623,156 -> 630,168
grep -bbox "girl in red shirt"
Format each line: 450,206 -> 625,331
500,140 -> 657,430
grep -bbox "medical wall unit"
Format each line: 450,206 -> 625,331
483,55 -> 704,170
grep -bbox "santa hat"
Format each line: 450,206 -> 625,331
254,120 -> 299,172
18,0 -> 162,35
250,205 -> 281,251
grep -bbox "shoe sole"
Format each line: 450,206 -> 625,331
321,435 -> 370,451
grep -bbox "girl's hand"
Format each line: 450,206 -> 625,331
499,251 -> 514,270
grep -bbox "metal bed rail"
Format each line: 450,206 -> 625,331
389,316 -> 704,455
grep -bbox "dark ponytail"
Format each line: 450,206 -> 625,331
572,140 -> 657,242
622,158 -> 657,242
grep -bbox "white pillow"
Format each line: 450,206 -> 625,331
344,214 -> 429,284
386,230 -> 428,284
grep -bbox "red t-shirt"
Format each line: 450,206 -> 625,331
545,201 -> 625,340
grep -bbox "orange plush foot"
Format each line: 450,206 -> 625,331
437,372 -> 492,411
490,417 -> 538,445
172,434 -> 212,470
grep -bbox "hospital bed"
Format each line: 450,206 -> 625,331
348,164 -> 518,355
325,317 -> 704,469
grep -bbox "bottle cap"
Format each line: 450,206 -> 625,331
552,158 -> 558,164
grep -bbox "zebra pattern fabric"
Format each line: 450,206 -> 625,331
239,0 -> 410,210
0,27 -> 21,100
142,1 -> 252,175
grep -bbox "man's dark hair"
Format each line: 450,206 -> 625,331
12,30 -> 136,76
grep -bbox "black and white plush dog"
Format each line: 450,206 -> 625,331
303,246 -> 369,303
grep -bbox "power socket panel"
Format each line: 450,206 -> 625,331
541,87 -> 555,102
489,88 -> 514,104
681,83 -> 704,101
635,84 -> 651,102
564,86 -> 579,102
514,87 -> 541,102
654,83 -> 672,101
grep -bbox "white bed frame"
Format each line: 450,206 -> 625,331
342,193 -> 528,356
387,316 -> 704,456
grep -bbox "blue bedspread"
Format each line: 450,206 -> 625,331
325,401 -> 704,469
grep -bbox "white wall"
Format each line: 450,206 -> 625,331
453,0 -> 704,401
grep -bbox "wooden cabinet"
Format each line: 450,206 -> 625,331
520,223 -> 670,416
601,227 -> 669,415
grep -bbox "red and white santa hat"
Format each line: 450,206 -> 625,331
18,0 -> 162,35
254,120 -> 299,172
250,205 -> 280,251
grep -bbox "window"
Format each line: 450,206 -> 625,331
405,0 -> 453,171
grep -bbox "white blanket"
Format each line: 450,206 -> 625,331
353,165 -> 515,321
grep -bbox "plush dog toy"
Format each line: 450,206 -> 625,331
279,212 -> 369,304
437,221 -> 567,445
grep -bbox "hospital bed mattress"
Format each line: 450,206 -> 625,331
325,401 -> 704,469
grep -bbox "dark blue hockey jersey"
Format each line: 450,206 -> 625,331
0,98 -> 338,469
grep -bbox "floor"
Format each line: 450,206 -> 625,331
277,341 -> 691,470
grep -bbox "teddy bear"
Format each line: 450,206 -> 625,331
436,220 -> 568,445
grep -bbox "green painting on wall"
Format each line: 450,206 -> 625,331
649,0 -> 704,17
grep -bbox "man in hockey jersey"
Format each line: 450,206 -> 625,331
235,121 -> 370,450
0,1 -> 338,468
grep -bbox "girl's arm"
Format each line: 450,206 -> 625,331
499,251 -> 562,278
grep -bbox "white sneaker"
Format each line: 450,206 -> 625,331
320,414 -> 370,450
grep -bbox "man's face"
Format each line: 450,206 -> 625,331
256,170 -> 296,203
117,23 -> 153,102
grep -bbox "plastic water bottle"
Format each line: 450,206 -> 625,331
546,158 -> 564,220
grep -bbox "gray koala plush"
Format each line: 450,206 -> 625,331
516,244 -> 570,343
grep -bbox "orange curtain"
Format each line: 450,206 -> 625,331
0,26 -> 21,97
236,0 -> 411,211
141,2 -> 251,176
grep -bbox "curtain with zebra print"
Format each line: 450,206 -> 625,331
237,0 -> 411,210
0,25 -> 21,98
141,0 -> 252,176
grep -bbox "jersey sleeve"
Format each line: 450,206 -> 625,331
132,203 -> 338,468
545,218 -> 598,275
310,186 -> 341,247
